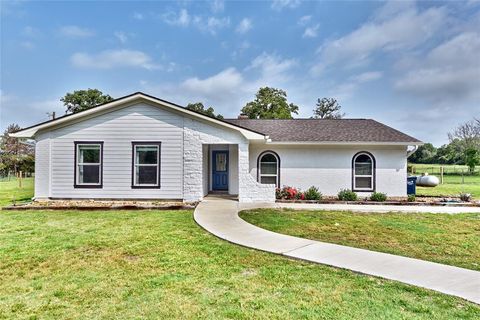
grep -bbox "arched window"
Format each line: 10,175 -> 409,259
352,152 -> 375,191
257,151 -> 280,187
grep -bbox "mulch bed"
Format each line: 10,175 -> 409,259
275,198 -> 480,207
2,199 -> 198,211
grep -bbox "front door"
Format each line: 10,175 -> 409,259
212,151 -> 228,191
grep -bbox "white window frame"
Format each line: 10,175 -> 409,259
75,142 -> 102,187
132,143 -> 160,188
353,152 -> 374,191
258,151 -> 279,187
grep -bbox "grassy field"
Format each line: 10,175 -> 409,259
1,180 -> 480,318
416,175 -> 480,199
240,209 -> 480,271
0,177 -> 34,207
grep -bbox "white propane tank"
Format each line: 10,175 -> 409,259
416,173 -> 440,187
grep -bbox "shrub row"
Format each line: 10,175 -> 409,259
276,186 -> 389,202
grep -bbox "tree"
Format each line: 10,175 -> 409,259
241,87 -> 299,119
186,102 -> 223,119
0,123 -> 35,175
436,139 -> 463,164
408,143 -> 437,164
464,148 -> 480,173
61,89 -> 113,114
448,119 -> 480,151
313,97 -> 345,119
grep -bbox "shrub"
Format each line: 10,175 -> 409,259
407,194 -> 416,202
459,193 -> 472,202
276,186 -> 299,200
370,192 -> 387,202
296,191 -> 306,200
304,186 -> 322,200
338,189 -> 357,201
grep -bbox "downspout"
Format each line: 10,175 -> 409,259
406,145 -> 419,158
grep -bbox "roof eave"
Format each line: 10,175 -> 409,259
266,141 -> 424,146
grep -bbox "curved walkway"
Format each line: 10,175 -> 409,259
194,198 -> 480,304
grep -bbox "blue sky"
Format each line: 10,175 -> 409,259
1,0 -> 479,146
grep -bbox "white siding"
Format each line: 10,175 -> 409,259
34,132 -> 51,199
250,144 -> 408,197
46,103 -> 184,199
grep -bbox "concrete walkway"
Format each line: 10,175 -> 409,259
194,198 -> 480,304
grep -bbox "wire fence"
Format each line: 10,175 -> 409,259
409,165 -> 479,176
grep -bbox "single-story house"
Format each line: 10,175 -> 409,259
11,92 -> 422,203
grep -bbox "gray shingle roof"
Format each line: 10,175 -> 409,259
224,119 -> 422,143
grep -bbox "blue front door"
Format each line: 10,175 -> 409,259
212,151 -> 228,191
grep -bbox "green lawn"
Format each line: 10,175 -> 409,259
0,177 -> 34,207
416,175 -> 480,199
240,209 -> 480,271
1,181 -> 480,318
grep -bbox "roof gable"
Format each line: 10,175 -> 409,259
10,92 -> 266,140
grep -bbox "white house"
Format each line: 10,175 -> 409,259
11,92 -> 422,203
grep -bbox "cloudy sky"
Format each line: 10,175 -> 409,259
1,0 -> 479,145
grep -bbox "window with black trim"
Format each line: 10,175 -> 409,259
132,142 -> 161,188
74,142 -> 103,188
353,152 -> 375,191
258,151 -> 280,187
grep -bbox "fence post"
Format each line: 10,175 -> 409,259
440,166 -> 444,184
19,171 -> 23,189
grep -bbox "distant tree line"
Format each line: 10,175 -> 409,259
410,119 -> 480,173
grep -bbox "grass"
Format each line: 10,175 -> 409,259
2,210 -> 480,319
240,209 -> 480,271
1,180 -> 480,318
416,175 -> 480,199
0,177 -> 34,207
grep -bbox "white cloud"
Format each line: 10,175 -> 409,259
350,71 -> 383,83
312,4 -> 447,74
395,32 -> 480,102
182,68 -> 243,97
298,15 -> 311,26
162,9 -> 190,27
302,24 -> 319,38
271,0 -> 301,11
329,71 -> 383,100
247,52 -> 297,82
133,12 -> 144,20
195,16 -> 230,34
236,18 -> 252,34
71,49 -> 160,70
59,25 -> 94,38
114,31 -> 128,44
210,0 -> 224,13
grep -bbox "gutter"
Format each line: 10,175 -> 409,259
406,145 -> 419,158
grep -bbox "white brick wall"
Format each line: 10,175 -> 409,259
183,118 -> 275,203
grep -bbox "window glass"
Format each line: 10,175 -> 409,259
260,176 -> 277,184
76,143 -> 102,186
133,144 -> 160,187
355,163 -> 372,175
215,153 -> 227,172
79,146 -> 100,163
79,165 -> 100,184
353,153 -> 374,190
259,152 -> 279,186
355,177 -> 372,189
136,146 -> 158,164
136,166 -> 158,185
260,163 -> 277,175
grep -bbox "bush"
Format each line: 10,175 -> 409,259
459,193 -> 472,202
304,186 -> 322,200
276,186 -> 299,200
370,192 -> 387,202
407,194 -> 416,202
338,189 -> 357,201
